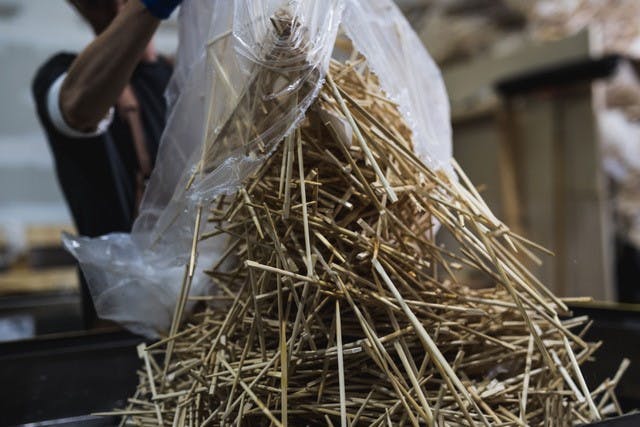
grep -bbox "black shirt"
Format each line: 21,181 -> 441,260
32,53 -> 172,237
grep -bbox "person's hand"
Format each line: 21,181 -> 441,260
140,0 -> 182,19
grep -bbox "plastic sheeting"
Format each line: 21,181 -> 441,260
64,0 -> 452,337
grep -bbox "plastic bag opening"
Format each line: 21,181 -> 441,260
64,0 -> 452,337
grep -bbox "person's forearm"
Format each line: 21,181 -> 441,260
60,1 -> 160,132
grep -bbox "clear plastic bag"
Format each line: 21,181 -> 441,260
64,0 -> 452,337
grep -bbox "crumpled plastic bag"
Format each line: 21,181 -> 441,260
64,0 -> 452,337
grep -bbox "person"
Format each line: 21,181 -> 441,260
32,0 -> 182,327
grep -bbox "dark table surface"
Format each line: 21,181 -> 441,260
0,329 -> 141,426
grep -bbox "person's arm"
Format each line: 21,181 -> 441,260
59,0 -> 169,132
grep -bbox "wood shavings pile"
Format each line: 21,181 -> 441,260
105,57 -> 629,427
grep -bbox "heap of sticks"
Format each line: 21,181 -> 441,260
106,30 -> 628,427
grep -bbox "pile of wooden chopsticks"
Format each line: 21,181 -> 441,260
100,56 -> 630,426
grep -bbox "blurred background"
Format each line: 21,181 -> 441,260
2,1 -> 640,425
403,0 -> 640,307
0,0 -> 178,340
